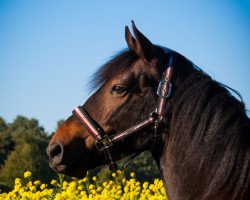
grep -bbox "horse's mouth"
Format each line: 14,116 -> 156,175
49,161 -> 88,178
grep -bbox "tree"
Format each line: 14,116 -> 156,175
0,117 -> 7,132
0,117 -> 14,167
0,116 -> 57,189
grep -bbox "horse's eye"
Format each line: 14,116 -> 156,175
110,85 -> 127,95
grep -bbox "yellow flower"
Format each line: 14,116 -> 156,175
149,184 -> 154,190
14,178 -> 21,185
82,177 -> 88,182
68,181 -> 77,189
29,186 -> 36,192
40,184 -> 46,190
136,181 -> 140,186
80,191 -> 87,197
26,181 -> 32,187
97,186 -> 102,192
158,180 -> 163,187
130,172 -> 135,178
143,182 -> 149,189
34,180 -> 41,186
78,185 -> 83,190
24,171 -> 32,178
160,187 -> 166,195
62,181 -> 68,190
124,186 -> 129,193
0,172 -> 168,199
50,179 -> 57,185
89,184 -> 94,190
154,178 -> 159,184
103,182 -> 107,187
111,172 -> 116,177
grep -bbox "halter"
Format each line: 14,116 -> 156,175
73,56 -> 173,171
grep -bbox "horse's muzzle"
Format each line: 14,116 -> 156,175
47,142 -> 65,171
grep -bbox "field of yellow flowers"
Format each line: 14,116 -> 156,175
0,171 -> 167,200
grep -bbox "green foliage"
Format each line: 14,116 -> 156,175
0,117 -> 7,132
0,131 -> 14,167
0,116 -> 57,190
125,151 -> 161,182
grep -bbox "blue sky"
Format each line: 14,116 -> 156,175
0,0 -> 249,133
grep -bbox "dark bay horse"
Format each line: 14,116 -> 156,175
47,22 -> 250,199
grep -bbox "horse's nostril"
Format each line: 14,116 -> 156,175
48,142 -> 63,162
51,144 -> 62,157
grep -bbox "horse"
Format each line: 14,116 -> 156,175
47,21 -> 250,200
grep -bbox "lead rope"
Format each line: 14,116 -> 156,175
104,148 -> 118,171
120,151 -> 142,171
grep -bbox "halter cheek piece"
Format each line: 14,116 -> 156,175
73,56 -> 173,171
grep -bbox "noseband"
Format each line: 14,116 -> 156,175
73,56 -> 174,171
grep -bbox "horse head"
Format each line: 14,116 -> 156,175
47,21 -> 184,177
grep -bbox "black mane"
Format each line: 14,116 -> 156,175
90,47 -> 175,90
90,49 -> 138,90
168,72 -> 250,199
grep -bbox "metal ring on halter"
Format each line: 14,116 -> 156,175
157,81 -> 172,99
95,136 -> 113,151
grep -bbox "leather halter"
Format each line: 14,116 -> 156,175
73,56 -> 173,171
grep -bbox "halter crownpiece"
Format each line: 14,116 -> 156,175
156,56 -> 173,117
73,56 -> 174,171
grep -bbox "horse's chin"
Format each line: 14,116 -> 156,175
50,162 -> 88,179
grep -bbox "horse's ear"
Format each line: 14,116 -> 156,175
125,21 -> 158,63
125,26 -> 137,51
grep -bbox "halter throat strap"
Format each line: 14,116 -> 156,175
72,56 -> 173,170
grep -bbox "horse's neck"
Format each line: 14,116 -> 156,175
153,142 -> 220,200
153,146 -> 201,200
152,143 -> 199,200
152,117 -> 249,200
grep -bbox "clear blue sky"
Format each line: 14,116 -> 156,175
0,0 -> 249,133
